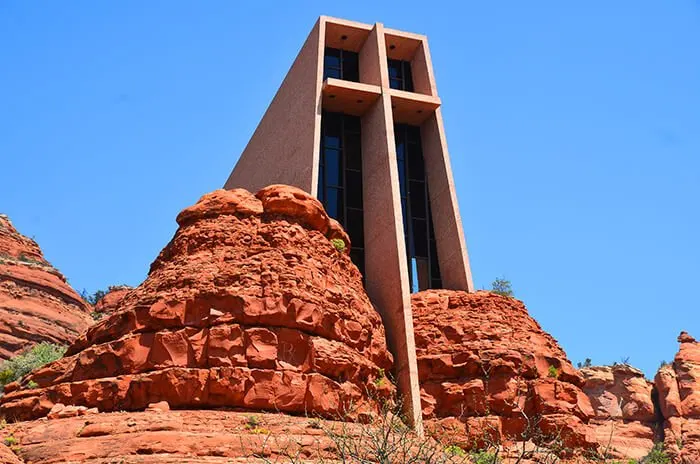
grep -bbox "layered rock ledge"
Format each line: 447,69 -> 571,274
0,186 -> 393,421
0,215 -> 91,360
413,290 -> 596,452
580,364 -> 658,460
657,332 -> 700,463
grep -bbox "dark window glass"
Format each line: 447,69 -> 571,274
409,181 -> 427,219
346,171 -> 363,209
318,111 -> 365,277
345,133 -> 361,170
324,48 -> 359,82
325,149 -> 342,187
350,249 -> 365,275
325,187 -> 343,220
345,115 -> 361,133
413,219 -> 428,257
387,59 -> 414,92
347,209 -> 364,248
344,52 -> 359,82
395,123 -> 440,291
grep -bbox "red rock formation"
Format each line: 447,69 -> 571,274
413,290 -> 596,453
0,186 -> 392,422
0,215 -> 91,360
580,364 -> 658,460
656,332 -> 700,464
92,285 -> 131,317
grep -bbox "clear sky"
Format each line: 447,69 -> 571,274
1,1 -> 698,377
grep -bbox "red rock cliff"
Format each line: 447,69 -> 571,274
0,186 -> 394,421
0,215 -> 91,360
656,332 -> 700,464
413,290 -> 596,452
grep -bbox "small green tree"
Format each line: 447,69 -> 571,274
577,358 -> 593,369
0,342 -> 66,387
490,277 -> 513,297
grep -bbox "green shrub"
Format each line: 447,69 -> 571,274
490,278 -> 513,297
470,450 -> 500,464
244,414 -> 260,429
330,238 -> 346,253
548,365 -> 560,378
577,358 -> 592,369
641,443 -> 670,464
90,311 -> 104,322
0,342 -> 66,388
444,445 -> 465,456
3,435 -> 17,446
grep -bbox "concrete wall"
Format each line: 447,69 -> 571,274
421,109 -> 474,291
359,23 -> 423,431
224,20 -> 324,194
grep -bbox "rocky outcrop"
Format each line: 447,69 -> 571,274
656,332 -> 700,464
0,186 -> 393,422
580,364 -> 658,460
413,290 -> 596,452
0,215 -> 91,360
0,409 -> 348,463
92,285 -> 132,317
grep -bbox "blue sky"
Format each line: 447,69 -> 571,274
1,1 -> 698,377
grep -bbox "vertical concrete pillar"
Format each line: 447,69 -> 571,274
360,23 -> 423,431
421,109 -> 474,291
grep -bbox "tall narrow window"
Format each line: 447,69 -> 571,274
324,48 -> 359,82
394,124 -> 441,291
317,112 -> 365,275
387,59 -> 414,92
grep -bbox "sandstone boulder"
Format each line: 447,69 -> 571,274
580,364 -> 657,460
657,332 -> 700,463
0,186 -> 392,422
92,285 -> 132,318
413,290 -> 596,452
0,215 -> 91,360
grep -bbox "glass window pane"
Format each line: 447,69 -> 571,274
324,48 -> 341,68
413,219 -> 428,257
324,67 -> 341,80
345,133 -> 361,170
324,134 -> 341,149
404,62 -> 414,92
398,158 -> 407,196
346,171 -> 363,209
317,170 -> 324,202
388,59 -> 401,78
408,147 -> 425,180
390,78 -> 402,90
396,140 -> 405,161
325,148 -> 342,187
343,51 -> 359,82
409,181 -> 427,219
347,209 -> 364,248
344,114 -> 360,133
325,188 -> 343,221
324,112 -> 342,137
350,248 -> 365,275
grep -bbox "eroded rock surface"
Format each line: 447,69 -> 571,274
92,285 -> 132,318
657,332 -> 700,464
413,290 -> 596,452
0,215 -> 91,360
0,186 -> 392,422
580,364 -> 658,460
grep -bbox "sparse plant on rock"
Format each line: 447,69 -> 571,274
470,449 -> 500,464
577,358 -> 592,369
330,238 -> 346,253
0,342 -> 66,388
547,365 -> 560,378
490,277 -> 513,297
641,443 -> 670,464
